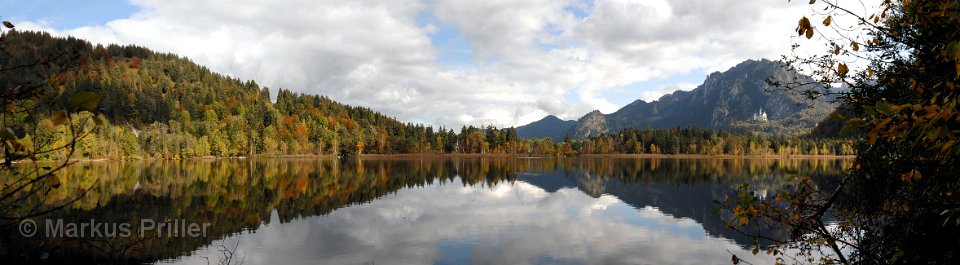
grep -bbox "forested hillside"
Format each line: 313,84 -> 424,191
1,31 -> 851,159
2,30 -> 517,158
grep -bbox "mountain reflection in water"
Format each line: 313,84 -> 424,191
4,157 -> 849,264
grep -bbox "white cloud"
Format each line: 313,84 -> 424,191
638,82 -> 699,102
12,0 -> 818,128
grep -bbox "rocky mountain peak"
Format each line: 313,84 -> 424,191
517,58 -> 837,139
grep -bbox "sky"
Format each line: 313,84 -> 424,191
3,0 -> 817,128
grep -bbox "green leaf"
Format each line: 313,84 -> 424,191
2,21 -> 13,29
830,112 -> 845,121
753,247 -> 760,255
876,101 -> 893,115
926,127 -> 940,141
947,41 -> 960,60
840,123 -> 855,135
71,91 -> 101,112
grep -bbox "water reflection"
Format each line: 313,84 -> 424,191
2,157 -> 849,264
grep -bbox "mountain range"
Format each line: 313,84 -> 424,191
517,59 -> 838,139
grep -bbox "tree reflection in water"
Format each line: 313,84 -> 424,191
1,157 -> 849,264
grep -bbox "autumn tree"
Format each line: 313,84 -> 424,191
727,1 -> 960,264
1,22 -> 100,234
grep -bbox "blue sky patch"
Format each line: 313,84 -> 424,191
434,239 -> 477,265
1,0 -> 139,29
416,11 -> 475,69
564,0 -> 593,20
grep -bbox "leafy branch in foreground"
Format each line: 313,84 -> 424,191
726,0 -> 960,264
1,20 -> 102,260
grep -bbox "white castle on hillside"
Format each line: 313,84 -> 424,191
752,108 -> 768,122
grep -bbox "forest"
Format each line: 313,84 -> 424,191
1,30 -> 850,161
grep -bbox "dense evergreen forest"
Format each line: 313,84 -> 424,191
569,127 -> 853,156
1,31 -> 851,160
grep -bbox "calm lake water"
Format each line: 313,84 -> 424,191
16,157 -> 850,264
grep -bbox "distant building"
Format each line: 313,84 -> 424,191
752,108 -> 768,122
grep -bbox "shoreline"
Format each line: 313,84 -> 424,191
359,153 -> 855,159
9,153 -> 854,164
576,154 -> 855,159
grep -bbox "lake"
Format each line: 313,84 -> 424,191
8,157 -> 850,264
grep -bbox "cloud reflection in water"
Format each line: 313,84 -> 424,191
164,179 -> 776,265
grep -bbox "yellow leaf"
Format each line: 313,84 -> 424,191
51,110 -> 68,126
941,140 -> 956,154
805,29 -> 814,39
46,174 -> 61,188
851,41 -> 860,52
837,63 -> 849,76
823,15 -> 832,26
797,17 -> 812,37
